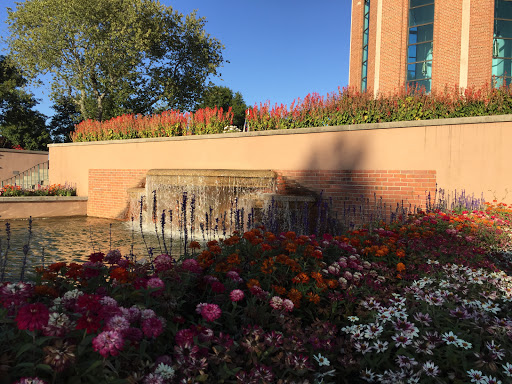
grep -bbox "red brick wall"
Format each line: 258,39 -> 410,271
86,169 -> 437,227
433,0 -> 463,90
349,0 -> 365,90
88,169 -> 148,219
468,0 -> 494,88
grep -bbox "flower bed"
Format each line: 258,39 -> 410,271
1,203 -> 512,383
71,84 -> 512,142
0,184 -> 76,197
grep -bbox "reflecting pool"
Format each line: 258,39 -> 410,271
0,216 -> 180,281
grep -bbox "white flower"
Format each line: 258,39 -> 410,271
348,316 -> 359,322
313,353 -> 330,367
372,340 -> 389,353
423,361 -> 439,377
503,362 -> 512,377
154,363 -> 175,379
467,369 -> 485,383
456,339 -> 473,350
441,331 -> 460,345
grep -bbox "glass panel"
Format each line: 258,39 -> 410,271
364,15 -> 369,30
362,49 -> 368,62
362,61 -> 368,78
409,4 -> 434,27
494,38 -> 512,58
408,41 -> 433,63
495,0 -> 512,19
407,61 -> 432,80
408,24 -> 433,45
407,79 -> 432,93
410,0 -> 434,8
493,57 -> 512,78
363,31 -> 368,46
495,19 -> 512,39
361,78 -> 367,91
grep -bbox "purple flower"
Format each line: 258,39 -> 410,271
92,330 -> 124,357
14,378 -> 47,384
105,249 -> 122,264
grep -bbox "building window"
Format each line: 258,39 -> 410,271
407,0 -> 434,92
361,0 -> 370,91
493,0 -> 512,87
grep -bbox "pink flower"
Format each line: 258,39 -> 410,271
105,249 -> 122,264
210,281 -> 225,293
269,296 -> 283,310
15,303 -> 50,331
142,317 -> 165,338
229,289 -> 245,302
154,254 -> 173,272
105,315 -> 130,332
14,378 -> 47,384
146,277 -> 165,296
92,330 -> 124,357
181,259 -> 202,274
175,327 -> 198,346
282,299 -> 294,312
226,270 -> 243,283
196,303 -> 222,322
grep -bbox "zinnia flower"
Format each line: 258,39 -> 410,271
13,378 -> 47,384
15,303 -> 49,331
92,330 -> 124,357
196,303 -> 222,322
229,289 -> 245,302
146,277 -> 165,296
142,316 -> 165,338
154,254 -> 173,272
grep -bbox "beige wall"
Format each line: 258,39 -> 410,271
48,115 -> 512,205
0,197 -> 87,220
0,149 -> 49,182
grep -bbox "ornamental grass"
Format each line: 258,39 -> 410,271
1,203 -> 512,383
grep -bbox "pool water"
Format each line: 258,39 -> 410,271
0,216 -> 183,281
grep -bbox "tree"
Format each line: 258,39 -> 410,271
196,85 -> 248,128
7,0 -> 224,121
48,96 -> 82,143
0,56 -> 50,150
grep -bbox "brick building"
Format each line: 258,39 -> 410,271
349,0 -> 512,95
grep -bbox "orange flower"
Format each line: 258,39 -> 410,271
272,285 -> 287,295
306,292 -> 321,304
227,253 -> 241,264
34,285 -> 59,298
48,262 -> 67,273
197,250 -> 214,268
310,271 -> 323,281
264,232 -> 277,242
223,235 -> 240,246
261,258 -> 275,274
110,267 -> 129,283
396,249 -> 406,258
287,288 -> 302,306
292,273 -> 310,284
284,231 -> 296,240
396,262 -> 406,273
247,279 -> 261,289
327,279 -> 338,289
209,245 -> 222,255
261,243 -> 272,252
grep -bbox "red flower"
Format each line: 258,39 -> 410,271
88,252 -> 105,263
15,303 -> 49,331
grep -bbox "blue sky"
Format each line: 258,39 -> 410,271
0,0 -> 352,118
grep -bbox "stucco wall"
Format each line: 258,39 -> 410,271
49,115 -> 512,203
0,149 -> 49,183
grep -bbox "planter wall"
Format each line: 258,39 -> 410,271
0,196 -> 88,220
48,115 -> 512,220
0,149 -> 48,182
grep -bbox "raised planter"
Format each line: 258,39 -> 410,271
0,196 -> 88,220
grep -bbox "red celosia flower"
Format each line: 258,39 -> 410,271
15,303 -> 50,331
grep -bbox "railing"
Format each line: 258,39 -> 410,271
1,161 -> 49,189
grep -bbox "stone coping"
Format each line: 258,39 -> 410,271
146,169 -> 276,178
0,196 -> 88,202
48,114 -> 512,147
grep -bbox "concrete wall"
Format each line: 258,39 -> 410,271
0,149 -> 49,183
48,115 -> 512,219
0,196 -> 88,220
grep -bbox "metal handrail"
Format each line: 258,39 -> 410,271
1,161 -> 50,189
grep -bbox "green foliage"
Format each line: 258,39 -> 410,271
0,56 -> 50,150
49,96 -> 83,143
196,85 -> 248,128
7,0 -> 224,121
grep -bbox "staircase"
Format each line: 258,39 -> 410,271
1,161 -> 49,189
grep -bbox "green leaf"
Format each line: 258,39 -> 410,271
16,343 -> 36,358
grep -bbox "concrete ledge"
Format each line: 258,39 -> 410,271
0,196 -> 88,220
48,114 -> 512,147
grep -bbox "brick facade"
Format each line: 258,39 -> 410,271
87,168 -> 437,226
349,0 -> 496,93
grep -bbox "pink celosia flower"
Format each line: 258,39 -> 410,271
142,317 -> 165,338
196,303 -> 222,322
15,303 -> 50,331
269,296 -> 283,310
230,289 -> 245,302
92,330 -> 124,357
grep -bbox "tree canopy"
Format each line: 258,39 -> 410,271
196,85 -> 248,128
0,56 -> 50,150
7,0 -> 225,121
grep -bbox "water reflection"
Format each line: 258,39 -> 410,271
0,216 -> 176,280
